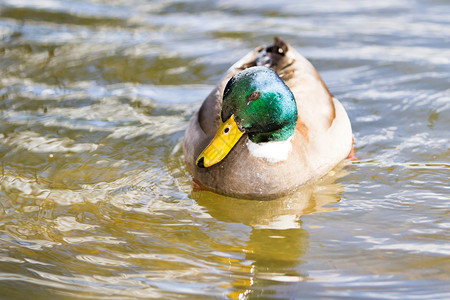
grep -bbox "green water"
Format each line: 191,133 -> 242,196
0,0 -> 449,299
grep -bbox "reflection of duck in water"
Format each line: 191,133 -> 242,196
183,37 -> 353,199
192,163 -> 348,229
191,166 -> 348,298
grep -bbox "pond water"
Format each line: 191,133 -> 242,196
0,0 -> 449,299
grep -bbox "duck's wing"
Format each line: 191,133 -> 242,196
270,38 -> 337,133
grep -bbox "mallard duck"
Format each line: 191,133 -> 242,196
183,37 -> 352,200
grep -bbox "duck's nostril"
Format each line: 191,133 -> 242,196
197,157 -> 205,168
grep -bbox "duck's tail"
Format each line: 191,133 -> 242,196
256,37 -> 288,69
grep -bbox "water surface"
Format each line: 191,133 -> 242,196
0,0 -> 449,299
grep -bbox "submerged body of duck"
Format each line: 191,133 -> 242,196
183,37 -> 352,199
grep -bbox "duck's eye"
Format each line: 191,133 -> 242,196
224,127 -> 230,134
248,91 -> 260,101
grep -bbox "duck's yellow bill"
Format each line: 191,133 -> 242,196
196,115 -> 244,168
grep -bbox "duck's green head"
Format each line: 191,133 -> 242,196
197,66 -> 298,168
222,66 -> 298,143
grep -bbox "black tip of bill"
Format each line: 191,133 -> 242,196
197,157 -> 205,168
